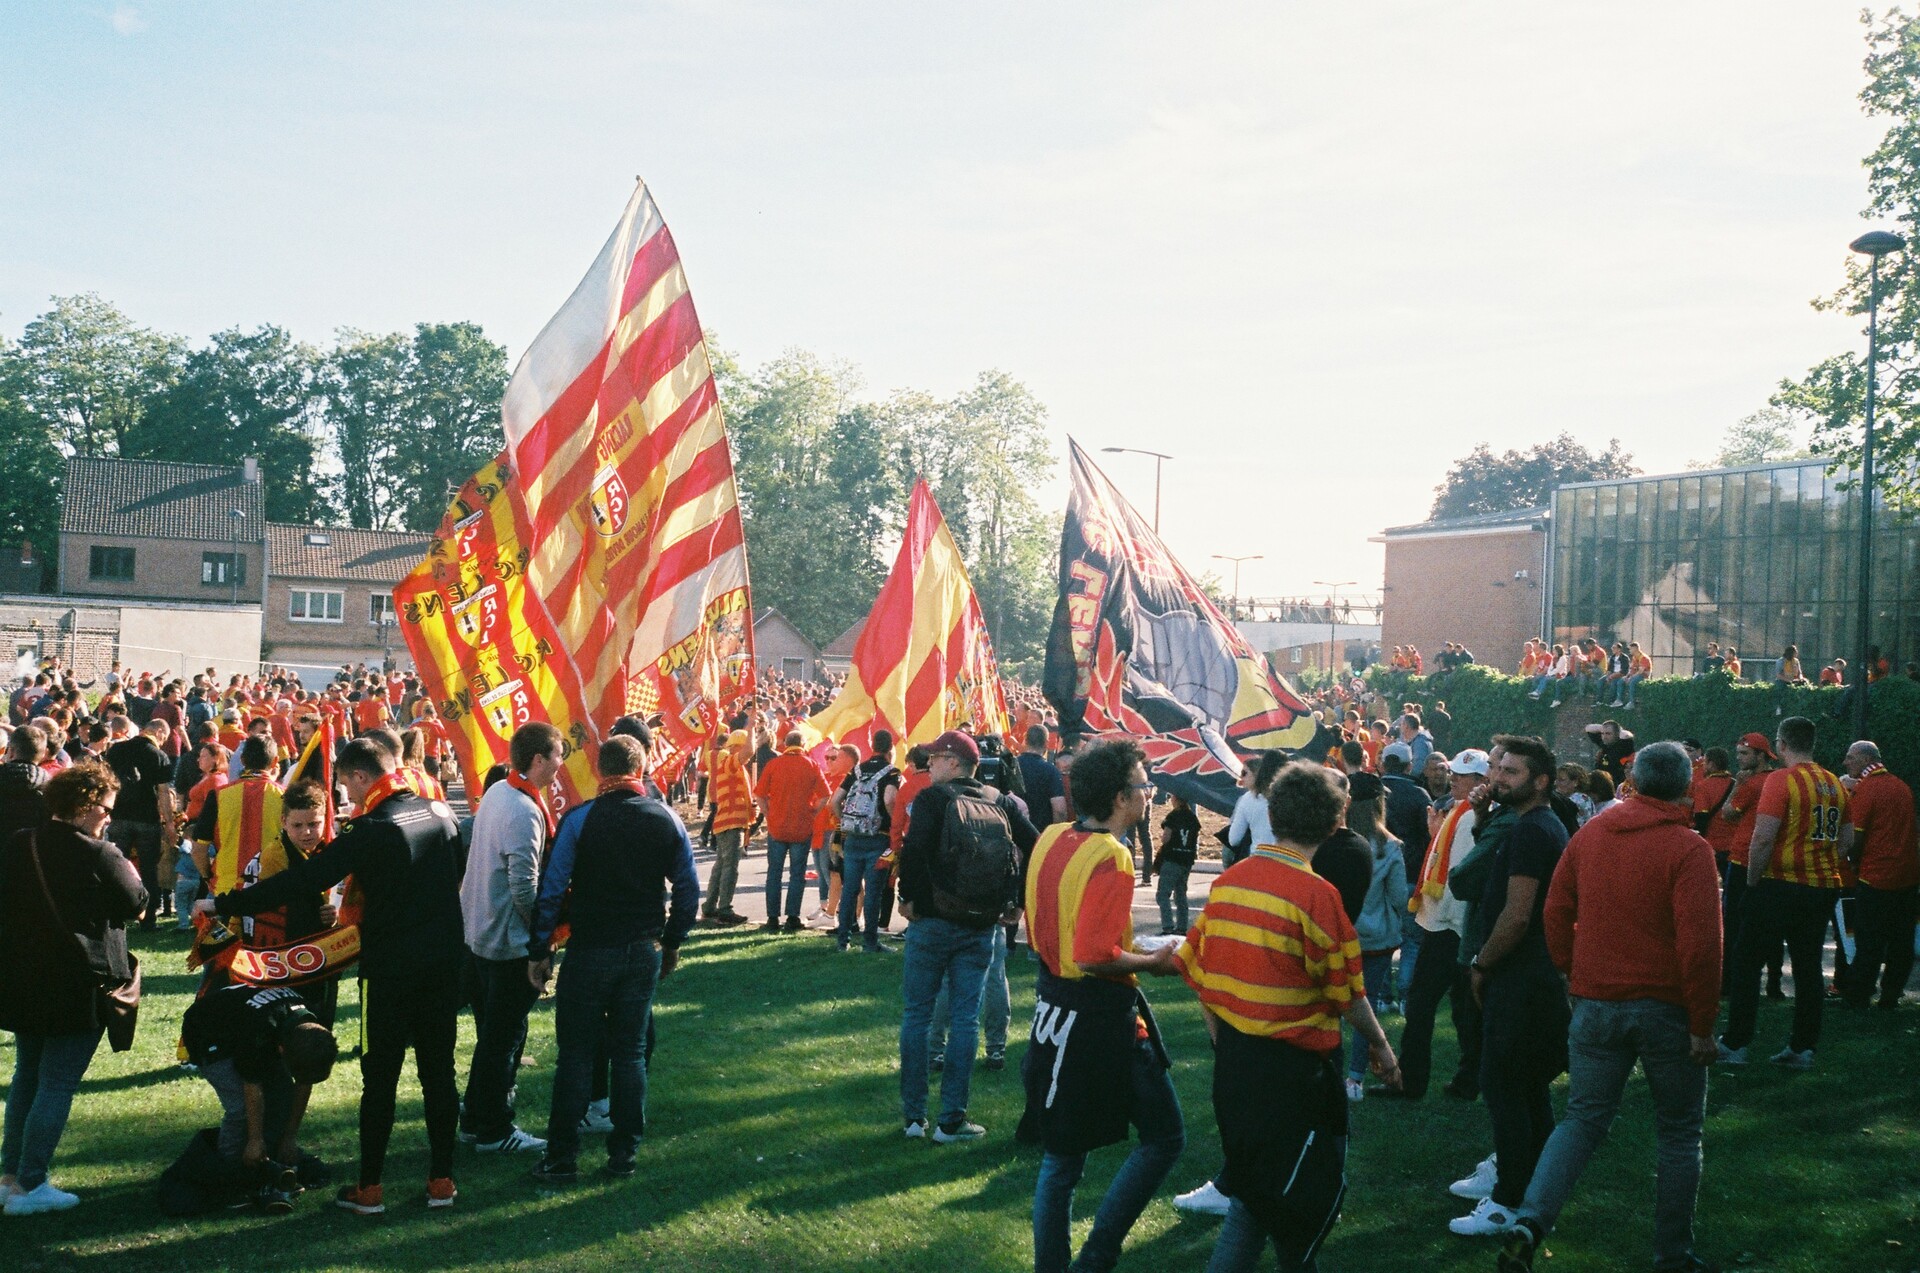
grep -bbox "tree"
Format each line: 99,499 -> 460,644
1691,407 -> 1811,470
0,341 -> 63,584
321,331 -> 414,529
1430,433 -> 1638,519
389,322 -> 508,531
9,294 -> 183,456
124,325 -> 328,521
1775,10 -> 1920,509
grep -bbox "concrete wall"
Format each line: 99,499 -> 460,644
1381,526 -> 1547,671
60,534 -> 265,607
115,600 -> 263,682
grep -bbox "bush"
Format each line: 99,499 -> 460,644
1363,664 -> 1551,753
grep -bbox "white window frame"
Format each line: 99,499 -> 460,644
369,593 -> 396,625
289,588 -> 345,623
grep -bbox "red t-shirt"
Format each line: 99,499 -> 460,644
1724,772 -> 1767,867
754,749 -> 830,844
1850,768 -> 1920,891
353,697 -> 391,734
1693,773 -> 1736,856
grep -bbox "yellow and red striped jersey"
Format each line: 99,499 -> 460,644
1757,762 -> 1849,888
209,771 -> 289,945
1024,826 -> 1137,985
709,749 -> 755,834
1175,845 -> 1361,1052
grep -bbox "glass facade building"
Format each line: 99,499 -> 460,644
1548,459 -> 1920,678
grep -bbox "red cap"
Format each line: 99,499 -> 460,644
1739,732 -> 1775,759
926,729 -> 980,764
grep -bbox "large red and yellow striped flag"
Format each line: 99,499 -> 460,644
808,480 -> 1008,754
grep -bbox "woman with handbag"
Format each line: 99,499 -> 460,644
0,761 -> 147,1216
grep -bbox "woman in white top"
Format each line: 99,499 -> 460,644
1225,750 -> 1287,866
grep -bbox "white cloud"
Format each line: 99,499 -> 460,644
110,5 -> 146,36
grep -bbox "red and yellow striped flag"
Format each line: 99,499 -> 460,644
397,179 -> 754,801
808,480 -> 1008,753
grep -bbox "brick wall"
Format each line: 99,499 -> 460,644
1381,526 -> 1547,672
0,598 -> 121,684
263,578 -> 404,668
60,534 -> 264,607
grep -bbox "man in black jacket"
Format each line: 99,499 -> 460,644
526,731 -> 699,1182
0,724 -> 49,847
198,738 -> 465,1215
896,730 -> 1039,1143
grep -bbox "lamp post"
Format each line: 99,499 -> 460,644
1849,229 -> 1904,740
1101,446 -> 1172,532
1212,554 -> 1262,621
1313,580 -> 1356,681
228,508 -> 245,606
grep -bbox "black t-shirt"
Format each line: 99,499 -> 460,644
181,983 -> 314,1081
106,736 -> 172,823
1016,753 -> 1065,822
1477,804 -> 1568,975
1313,829 -> 1372,923
1703,654 -> 1726,674
1590,735 -> 1634,784
1158,806 -> 1201,866
838,756 -> 902,836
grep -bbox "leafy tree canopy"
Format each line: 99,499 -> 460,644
1430,432 -> 1637,519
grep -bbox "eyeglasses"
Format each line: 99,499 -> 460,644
1130,782 -> 1155,795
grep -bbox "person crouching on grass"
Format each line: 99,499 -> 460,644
1173,761 -> 1401,1273
180,983 -> 339,1213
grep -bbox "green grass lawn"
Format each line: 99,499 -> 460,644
4,926 -> 1919,1272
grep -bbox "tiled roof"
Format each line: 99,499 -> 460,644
267,523 -> 430,583
824,615 -> 867,657
60,456 -> 266,541
1382,505 -> 1550,537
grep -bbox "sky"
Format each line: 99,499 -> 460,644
0,2 -> 1890,604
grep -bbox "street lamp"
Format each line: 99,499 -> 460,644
228,508 -> 245,606
1212,554 -> 1262,621
1849,229 -> 1904,739
1101,446 -> 1172,532
1313,580 -> 1356,681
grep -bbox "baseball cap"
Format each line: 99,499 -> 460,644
1381,741 -> 1414,767
1448,748 -> 1491,776
1738,732 -> 1776,759
725,729 -> 748,747
926,729 -> 981,764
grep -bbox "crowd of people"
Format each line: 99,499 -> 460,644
2,654 -> 1915,1273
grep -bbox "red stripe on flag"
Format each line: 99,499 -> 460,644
618,225 -> 684,316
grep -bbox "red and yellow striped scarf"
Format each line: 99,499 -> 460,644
1415,801 -> 1473,906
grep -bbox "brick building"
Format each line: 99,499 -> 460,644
58,456 -> 266,607
1378,506 -> 1548,672
264,523 -> 432,675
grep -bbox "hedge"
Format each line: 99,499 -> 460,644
1360,664 -> 1920,792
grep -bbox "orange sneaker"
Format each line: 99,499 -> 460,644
336,1183 -> 384,1215
426,1177 -> 457,1208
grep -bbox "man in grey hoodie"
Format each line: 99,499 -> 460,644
458,721 -> 564,1155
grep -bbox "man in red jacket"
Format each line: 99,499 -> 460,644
754,731 -> 830,934
1498,741 -> 1722,1273
1841,740 -> 1918,1011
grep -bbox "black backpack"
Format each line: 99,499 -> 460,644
929,781 -> 1022,926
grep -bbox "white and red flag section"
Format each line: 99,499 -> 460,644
396,179 -> 754,799
808,479 -> 1009,755
1041,438 -> 1317,815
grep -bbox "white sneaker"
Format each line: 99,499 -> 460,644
1449,1154 -> 1498,1200
475,1127 -> 546,1154
1173,1179 -> 1232,1217
1715,1040 -> 1748,1066
903,1119 -> 927,1140
578,1106 -> 615,1135
1449,1197 -> 1519,1236
1769,1046 -> 1814,1071
4,1181 -> 80,1215
1345,1077 -> 1365,1103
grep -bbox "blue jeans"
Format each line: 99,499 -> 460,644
812,847 -> 830,903
1205,1192 -> 1329,1273
1620,672 -> 1647,705
1156,859 -> 1192,932
173,852 -> 203,931
543,939 -> 661,1165
2,1030 -> 102,1190
1033,1036 -> 1186,1273
1348,950 -> 1394,1078
899,916 -> 993,1126
931,924 -> 1010,1058
1518,998 -> 1706,1270
838,836 -> 888,949
764,838 -> 811,921
1397,914 -> 1423,1002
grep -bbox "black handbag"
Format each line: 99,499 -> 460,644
27,830 -> 142,1052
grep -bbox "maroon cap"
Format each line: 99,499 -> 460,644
926,729 -> 980,763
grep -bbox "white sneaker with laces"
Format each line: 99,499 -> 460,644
931,1120 -> 985,1144
1173,1179 -> 1232,1217
5,1181 -> 81,1215
475,1127 -> 547,1154
1345,1077 -> 1365,1103
1449,1197 -> 1519,1236
1449,1154 -> 1498,1200
1769,1046 -> 1814,1071
578,1106 -> 615,1135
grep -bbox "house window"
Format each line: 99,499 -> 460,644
201,552 -> 247,587
289,589 -> 344,623
781,657 -> 805,680
370,593 -> 397,625
88,545 -> 136,581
